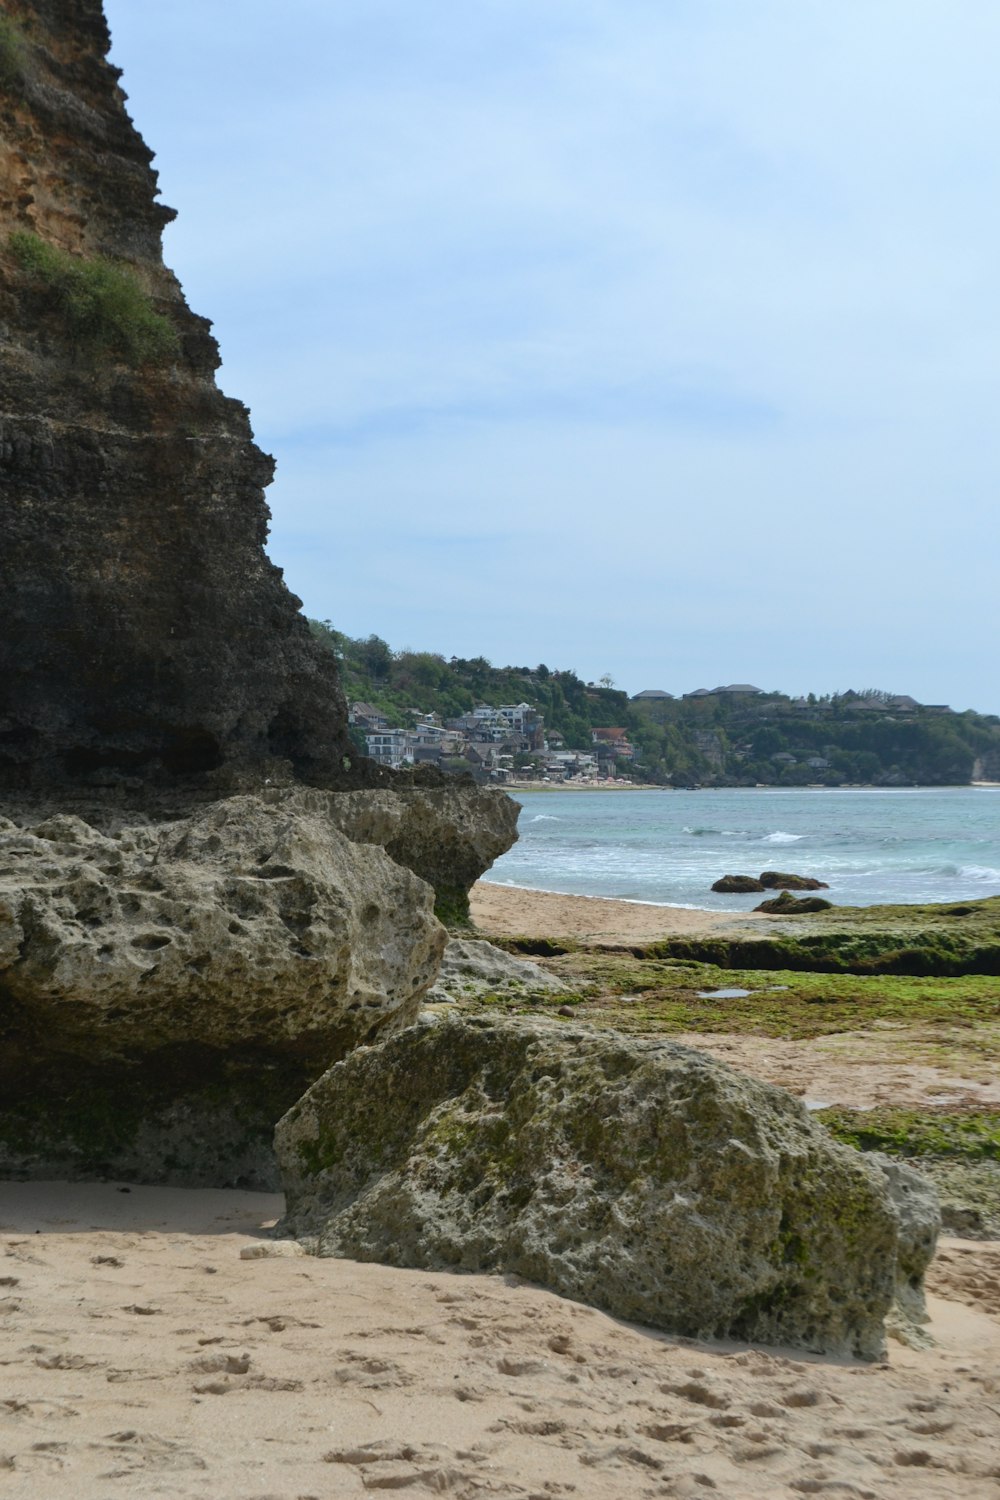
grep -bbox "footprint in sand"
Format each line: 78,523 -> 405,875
188,1352 -> 251,1374
331,1352 -> 413,1389
322,1438 -> 486,1494
660,1379 -> 730,1410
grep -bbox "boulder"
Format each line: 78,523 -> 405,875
711,874 -> 765,893
759,871 -> 830,891
300,784 -> 520,921
0,794 -> 445,1184
755,891 -> 834,914
276,1012 -> 902,1358
869,1154 -> 940,1337
425,938 -> 569,1002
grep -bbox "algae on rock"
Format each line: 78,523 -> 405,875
277,1010 -> 904,1359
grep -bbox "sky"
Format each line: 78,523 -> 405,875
102,1 -> 1000,710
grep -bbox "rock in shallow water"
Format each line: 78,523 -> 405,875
276,1011 -> 903,1358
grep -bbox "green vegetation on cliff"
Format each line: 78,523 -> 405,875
0,17 -> 26,85
309,621 -> 1000,786
9,231 -> 178,362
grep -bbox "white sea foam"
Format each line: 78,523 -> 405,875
762,830 -> 804,844
528,814 -> 561,823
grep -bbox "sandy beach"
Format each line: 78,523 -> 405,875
2,1180 -> 999,1499
470,880 -> 766,945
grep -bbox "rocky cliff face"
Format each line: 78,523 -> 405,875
0,2 -> 518,1183
0,0 -> 357,790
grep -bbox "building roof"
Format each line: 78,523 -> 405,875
631,689 -> 673,700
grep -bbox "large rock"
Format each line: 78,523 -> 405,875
276,1012 -> 902,1358
0,3 -> 520,1190
755,891 -> 834,914
759,871 -> 830,891
425,938 -> 569,1002
711,874 -> 765,893
0,794 -> 445,1184
287,784 -> 519,921
870,1153 -> 940,1341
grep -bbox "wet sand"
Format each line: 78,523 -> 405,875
471,880 -> 765,945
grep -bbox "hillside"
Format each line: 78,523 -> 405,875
308,623 -> 1000,786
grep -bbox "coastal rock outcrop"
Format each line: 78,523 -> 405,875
276,1011 -> 903,1358
316,784 -> 519,921
755,891 -> 834,914
711,874 -> 765,893
425,938 -> 570,1002
759,871 -> 830,891
871,1154 -> 940,1341
0,795 -> 446,1183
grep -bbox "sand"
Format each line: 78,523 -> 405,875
2,1181 -> 999,1500
470,881 -> 767,944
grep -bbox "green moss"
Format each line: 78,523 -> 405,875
461,950 -> 1000,1043
636,896 -> 1000,976
434,889 -> 472,928
0,18 -> 26,86
0,1086 -> 147,1162
9,231 -> 179,363
497,936 -> 579,958
815,1108 -> 1000,1161
297,1134 -> 343,1175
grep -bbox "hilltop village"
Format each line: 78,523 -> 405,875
311,624 -> 1000,787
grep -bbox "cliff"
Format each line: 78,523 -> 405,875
0,0 -> 356,790
0,2 -> 518,1185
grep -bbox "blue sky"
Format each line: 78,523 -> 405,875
103,2 -> 1000,709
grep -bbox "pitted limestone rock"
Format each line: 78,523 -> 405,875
425,938 -> 569,1002
870,1153 -> 941,1342
0,794 -> 444,1065
0,794 -> 446,1183
276,1011 -> 903,1359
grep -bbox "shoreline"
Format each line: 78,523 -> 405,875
504,781 -> 1000,792
470,879 -> 768,944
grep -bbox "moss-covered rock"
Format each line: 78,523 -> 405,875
754,892 -> 834,914
276,1011 -> 904,1359
759,871 -> 830,890
711,874 -> 765,893
637,895 -> 1000,975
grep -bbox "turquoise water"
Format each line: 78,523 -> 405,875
483,787 -> 1000,910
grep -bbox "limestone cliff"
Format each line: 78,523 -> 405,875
0,0 -> 356,789
0,3 -> 518,1184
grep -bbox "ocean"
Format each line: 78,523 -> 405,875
482,786 -> 1000,910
